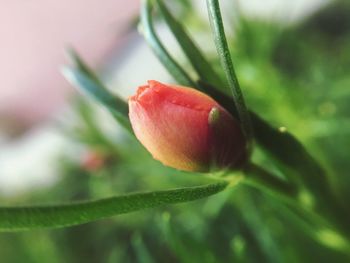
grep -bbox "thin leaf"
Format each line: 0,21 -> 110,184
0,182 -> 228,232
155,0 -> 226,88
140,0 -> 197,88
62,50 -> 132,132
206,0 -> 253,149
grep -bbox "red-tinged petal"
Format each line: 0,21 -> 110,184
129,80 -> 246,172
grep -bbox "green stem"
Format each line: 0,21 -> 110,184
206,0 -> 254,152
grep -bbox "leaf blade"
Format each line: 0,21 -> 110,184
62,50 -> 132,132
0,182 -> 228,232
206,0 -> 253,149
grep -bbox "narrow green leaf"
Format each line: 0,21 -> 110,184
155,0 -> 226,88
140,0 -> 197,88
206,0 -> 253,149
0,182 -> 228,232
62,50 -> 132,132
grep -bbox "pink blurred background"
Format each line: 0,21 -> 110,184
0,0 -> 138,133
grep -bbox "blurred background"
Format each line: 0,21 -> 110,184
0,0 -> 349,262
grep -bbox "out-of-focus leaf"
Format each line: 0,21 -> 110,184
132,233 -> 156,263
0,182 -> 228,232
140,0 -> 197,88
62,50 -> 132,132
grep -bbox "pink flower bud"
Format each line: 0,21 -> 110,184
128,80 -> 246,172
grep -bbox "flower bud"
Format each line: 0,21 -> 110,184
128,80 -> 246,172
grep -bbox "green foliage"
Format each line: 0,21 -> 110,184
142,1 -> 350,241
1,0 -> 350,262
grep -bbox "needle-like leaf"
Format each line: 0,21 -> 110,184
62,49 -> 132,132
0,182 -> 228,232
206,0 -> 253,150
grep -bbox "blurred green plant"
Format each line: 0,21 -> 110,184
1,0 -> 350,262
